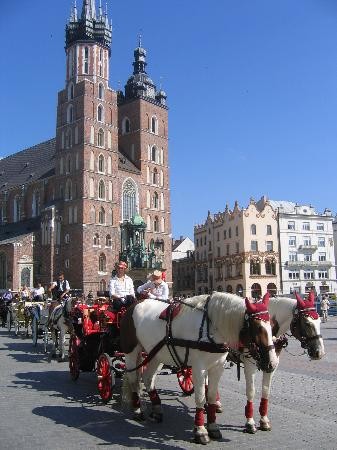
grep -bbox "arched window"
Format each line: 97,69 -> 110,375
100,279 -> 107,291
251,283 -> 262,299
250,260 -> 261,275
66,155 -> 71,173
152,168 -> 158,185
151,146 -> 157,162
65,179 -> 72,200
105,234 -> 112,247
68,83 -> 74,100
122,179 -> 137,221
153,216 -> 159,232
153,192 -> 159,209
13,195 -> 21,222
98,128 -> 104,147
32,191 -> 40,217
65,129 -> 72,148
251,224 -> 257,235
122,117 -> 130,134
267,283 -> 277,296
99,253 -> 106,272
98,180 -> 105,200
98,154 -> 104,172
67,104 -> 74,123
151,116 -> 158,134
98,207 -> 105,224
98,83 -> 104,100
97,105 -> 103,122
265,260 -> 276,275
83,46 -> 89,74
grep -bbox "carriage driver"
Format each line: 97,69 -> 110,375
137,270 -> 169,302
48,272 -> 70,303
108,261 -> 135,311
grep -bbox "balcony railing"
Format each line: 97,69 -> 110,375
298,245 -> 317,252
286,260 -> 332,268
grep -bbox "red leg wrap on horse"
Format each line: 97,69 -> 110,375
245,401 -> 254,419
149,389 -> 161,405
259,398 -> 268,417
132,392 -> 140,409
195,408 -> 204,427
207,404 -> 217,424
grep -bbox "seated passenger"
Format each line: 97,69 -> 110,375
137,270 -> 169,302
108,261 -> 135,311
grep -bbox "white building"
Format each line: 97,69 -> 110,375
258,198 -> 337,296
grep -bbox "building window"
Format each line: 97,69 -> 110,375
65,259 -> 70,269
318,237 -> 325,247
13,195 -> 21,222
318,252 -> 326,262
32,191 -> 40,217
317,223 -> 324,231
153,216 -> 159,232
251,241 -> 258,252
98,154 -> 104,172
98,208 -> 105,224
224,230 -> 227,239
98,180 -> 105,200
289,252 -> 297,262
67,104 -> 74,123
266,241 -> 273,251
208,241 -> 212,251
93,233 -> 100,246
265,260 -> 276,275
105,234 -> 112,247
251,224 -> 256,235
303,271 -> 314,280
151,146 -> 157,163
99,253 -> 106,272
226,244 -> 230,255
153,192 -> 159,209
318,271 -> 328,279
303,236 -> 311,246
98,128 -> 104,147
122,179 -> 137,221
65,179 -> 72,200
266,225 -> 272,235
122,117 -> 130,134
288,221 -> 295,230
250,261 -> 261,275
289,271 -> 300,280
217,247 -> 220,257
289,236 -> 296,246
98,83 -> 104,100
65,129 -> 72,148
304,254 -> 312,262
83,46 -> 89,74
235,226 -> 238,237
65,233 -> 70,244
236,242 -> 239,253
302,222 -> 310,231
228,227 -> 232,239
152,168 -> 158,185
97,105 -> 103,122
151,116 -> 158,134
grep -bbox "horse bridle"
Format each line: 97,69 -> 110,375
242,311 -> 275,369
290,307 -> 322,350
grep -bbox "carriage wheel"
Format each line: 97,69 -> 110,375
31,317 -> 38,347
7,311 -> 12,332
177,367 -> 194,396
97,353 -> 115,403
69,335 -> 80,381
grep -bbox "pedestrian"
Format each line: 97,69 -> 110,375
32,282 -> 45,302
3,289 -> 13,303
48,272 -> 70,303
321,295 -> 330,323
137,270 -> 169,302
108,261 -> 135,311
20,284 -> 31,301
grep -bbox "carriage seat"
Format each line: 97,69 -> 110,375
159,302 -> 182,321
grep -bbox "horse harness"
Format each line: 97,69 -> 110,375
290,306 -> 322,350
126,295 -> 273,373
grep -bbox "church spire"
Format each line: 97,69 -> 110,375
81,0 -> 96,20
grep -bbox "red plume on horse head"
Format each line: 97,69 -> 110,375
245,292 -> 270,314
294,291 -> 315,310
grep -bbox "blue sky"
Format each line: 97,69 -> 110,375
1,0 -> 337,239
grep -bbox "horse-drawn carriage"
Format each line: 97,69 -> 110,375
68,299 -> 195,402
30,301 -> 51,352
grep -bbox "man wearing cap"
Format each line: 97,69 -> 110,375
137,270 -> 169,301
108,261 -> 135,311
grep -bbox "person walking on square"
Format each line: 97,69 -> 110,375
137,270 -> 169,302
108,261 -> 135,311
321,295 -> 330,323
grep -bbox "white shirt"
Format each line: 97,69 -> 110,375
137,280 -> 169,301
32,286 -> 45,297
109,275 -> 135,298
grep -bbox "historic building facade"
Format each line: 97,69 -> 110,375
0,0 -> 171,294
194,199 -> 280,298
257,197 -> 337,296
172,237 -> 195,297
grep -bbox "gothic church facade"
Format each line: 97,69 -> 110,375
0,0 -> 171,294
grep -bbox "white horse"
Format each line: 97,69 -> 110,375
120,292 -> 279,444
239,290 -> 325,433
48,297 -> 73,360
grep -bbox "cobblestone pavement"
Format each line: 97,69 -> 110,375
0,317 -> 336,449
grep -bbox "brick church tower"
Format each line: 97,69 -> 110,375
0,0 -> 171,294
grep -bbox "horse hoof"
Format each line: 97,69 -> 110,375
194,433 -> 210,445
216,405 -> 223,414
149,412 -> 163,423
133,411 -> 145,422
207,428 -> 222,440
260,422 -> 272,431
244,423 -> 257,434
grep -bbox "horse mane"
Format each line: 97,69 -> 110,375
180,292 -> 246,346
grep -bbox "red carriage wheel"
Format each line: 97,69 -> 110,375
97,353 -> 115,403
177,367 -> 194,396
69,334 -> 80,381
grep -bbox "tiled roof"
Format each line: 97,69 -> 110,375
0,139 -> 56,193
0,217 -> 41,243
118,150 -> 140,174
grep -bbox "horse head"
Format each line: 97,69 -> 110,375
242,293 -> 279,373
290,291 -> 325,360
